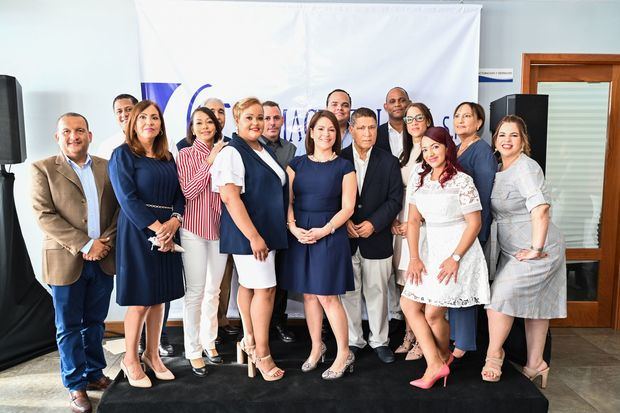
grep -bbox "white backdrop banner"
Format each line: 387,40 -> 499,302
135,0 -> 481,318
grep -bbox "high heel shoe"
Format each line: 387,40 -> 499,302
301,342 -> 327,372
410,363 -> 450,389
141,354 -> 175,380
119,360 -> 152,388
249,354 -> 284,381
322,351 -> 355,380
236,338 -> 255,364
395,331 -> 416,354
522,364 -> 550,389
405,342 -> 424,361
481,351 -> 505,383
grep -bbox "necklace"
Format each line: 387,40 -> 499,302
309,152 -> 336,163
458,136 -> 480,156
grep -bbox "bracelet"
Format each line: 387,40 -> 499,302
410,257 -> 420,261
171,212 -> 183,224
530,245 -> 544,252
287,219 -> 296,229
327,221 -> 335,234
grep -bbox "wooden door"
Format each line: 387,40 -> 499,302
522,54 -> 620,328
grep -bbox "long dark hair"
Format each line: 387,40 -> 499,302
417,127 -> 463,188
400,102 -> 434,167
185,107 -> 223,146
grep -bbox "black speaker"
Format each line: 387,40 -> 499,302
490,94 -> 548,172
0,75 -> 27,165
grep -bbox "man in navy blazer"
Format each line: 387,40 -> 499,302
376,86 -> 411,156
340,107 -> 402,363
375,86 -> 411,332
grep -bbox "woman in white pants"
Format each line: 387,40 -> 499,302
177,107 -> 228,377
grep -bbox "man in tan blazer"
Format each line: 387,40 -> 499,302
31,112 -> 119,413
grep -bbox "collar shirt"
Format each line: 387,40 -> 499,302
353,145 -> 373,195
387,122 -> 404,158
65,154 -> 100,252
341,129 -> 353,150
259,136 -> 297,169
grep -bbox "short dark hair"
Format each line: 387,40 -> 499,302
305,110 -> 342,156
57,112 -> 89,130
185,107 -> 223,146
112,94 -> 138,109
385,86 -> 410,102
454,101 -> 485,132
325,89 -> 351,107
262,100 -> 280,110
350,107 -> 376,125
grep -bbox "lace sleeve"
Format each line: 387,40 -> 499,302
457,173 -> 482,215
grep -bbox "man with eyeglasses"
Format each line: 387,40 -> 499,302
259,100 -> 297,343
376,87 -> 411,335
340,107 -> 402,364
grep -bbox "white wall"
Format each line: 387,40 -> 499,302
1,0 -> 619,321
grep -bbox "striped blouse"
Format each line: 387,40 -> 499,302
176,139 -> 222,240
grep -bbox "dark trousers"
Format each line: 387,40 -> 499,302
449,305 -> 478,352
49,262 -> 113,391
271,250 -> 288,326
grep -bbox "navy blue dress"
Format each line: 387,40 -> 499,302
457,139 -> 497,246
281,156 -> 355,295
109,144 -> 185,306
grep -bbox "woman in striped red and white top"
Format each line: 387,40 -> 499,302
177,107 -> 228,377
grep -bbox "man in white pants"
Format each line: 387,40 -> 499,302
340,108 -> 403,363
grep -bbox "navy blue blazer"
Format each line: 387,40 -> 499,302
341,145 -> 403,259
219,134 -> 288,254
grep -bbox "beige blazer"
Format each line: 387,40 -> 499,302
31,153 -> 119,286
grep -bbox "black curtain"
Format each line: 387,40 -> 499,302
0,169 -> 56,371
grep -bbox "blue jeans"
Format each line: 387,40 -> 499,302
50,262 -> 113,391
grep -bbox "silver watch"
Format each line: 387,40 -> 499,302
451,253 -> 461,262
171,212 -> 184,224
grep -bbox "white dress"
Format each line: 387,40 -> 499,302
401,169 -> 490,308
211,145 -> 286,289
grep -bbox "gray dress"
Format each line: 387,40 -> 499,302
485,154 -> 567,319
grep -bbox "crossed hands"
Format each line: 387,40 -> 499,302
346,220 -> 374,238
155,218 -> 181,252
405,256 -> 460,286
290,224 -> 330,245
390,219 -> 407,236
82,237 -> 111,261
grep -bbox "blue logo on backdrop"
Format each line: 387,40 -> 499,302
141,82 -> 452,144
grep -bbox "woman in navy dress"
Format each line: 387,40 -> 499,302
449,101 -> 497,360
109,100 -> 184,387
282,110 -> 357,380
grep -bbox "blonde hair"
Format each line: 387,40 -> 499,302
232,97 -> 262,124
492,115 -> 532,156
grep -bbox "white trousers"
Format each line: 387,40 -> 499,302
180,229 -> 228,359
341,248 -> 392,349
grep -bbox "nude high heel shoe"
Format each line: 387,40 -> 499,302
249,354 -> 284,381
141,354 -> 175,380
237,338 -> 255,364
522,365 -> 550,389
120,360 -> 152,388
395,331 -> 415,354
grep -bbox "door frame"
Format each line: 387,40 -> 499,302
522,53 -> 620,329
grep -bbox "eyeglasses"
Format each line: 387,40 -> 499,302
403,114 -> 425,124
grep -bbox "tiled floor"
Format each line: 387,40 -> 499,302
1,328 -> 619,412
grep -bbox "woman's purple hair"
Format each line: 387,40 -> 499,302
417,126 -> 464,188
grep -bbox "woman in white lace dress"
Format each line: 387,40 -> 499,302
401,127 -> 490,389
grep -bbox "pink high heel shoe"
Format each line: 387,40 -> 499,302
410,363 -> 450,389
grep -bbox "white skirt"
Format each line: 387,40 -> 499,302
233,251 -> 277,289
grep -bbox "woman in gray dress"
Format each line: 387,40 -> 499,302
482,115 -> 566,388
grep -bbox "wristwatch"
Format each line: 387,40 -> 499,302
451,253 -> 462,262
171,212 -> 184,224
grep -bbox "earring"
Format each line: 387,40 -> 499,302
159,130 -> 164,136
